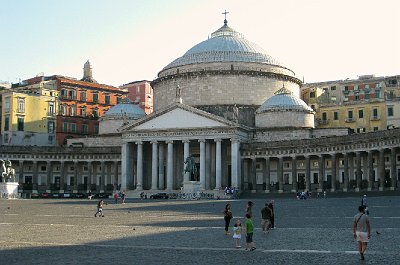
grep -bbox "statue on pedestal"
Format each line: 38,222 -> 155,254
0,160 -> 16,183
184,156 -> 198,181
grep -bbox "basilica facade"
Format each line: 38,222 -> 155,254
1,19 -> 399,196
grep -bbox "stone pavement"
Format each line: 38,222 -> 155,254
0,195 -> 399,265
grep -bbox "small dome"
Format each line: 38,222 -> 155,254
162,21 -> 280,70
104,99 -> 146,119
257,87 -> 314,113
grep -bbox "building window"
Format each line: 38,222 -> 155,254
310,91 -> 316,98
80,107 -> 86,117
93,93 -> 98,103
348,110 -> 353,120
333,112 -> 338,120
358,109 -> 364,118
48,135 -> 54,144
61,105 -> 67,115
17,117 -> 24,131
4,97 -> 10,112
71,123 -> 77,133
62,122 -> 68,132
17,98 -> 25,113
373,127 -> 379,131
356,128 -> 365,133
80,91 -> 86,101
331,86 -> 336,91
388,106 -> 394,117
365,93 -> 370,100
105,94 -> 110,104
136,86 -> 140,93
4,133 -> 9,143
48,121 -> 55,133
117,97 -> 122,104
82,124 -> 88,134
313,173 -> 319,183
322,112 -> 327,121
4,116 -> 9,131
376,92 -> 380,98
284,162 -> 290,168
94,124 -> 99,134
70,105 -> 76,116
373,108 -> 378,118
48,102 -> 55,115
92,109 -> 98,118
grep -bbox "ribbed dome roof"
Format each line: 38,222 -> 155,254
162,21 -> 280,70
257,87 -> 314,113
104,99 -> 146,119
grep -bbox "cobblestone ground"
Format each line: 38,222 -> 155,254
0,195 -> 399,265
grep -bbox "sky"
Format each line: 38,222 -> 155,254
0,0 -> 399,86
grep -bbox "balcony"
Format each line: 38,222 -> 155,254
318,119 -> 329,125
345,118 -> 355,123
370,116 -> 380,121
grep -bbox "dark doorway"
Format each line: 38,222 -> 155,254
298,173 -> 305,190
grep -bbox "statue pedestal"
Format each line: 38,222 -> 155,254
183,181 -> 201,193
0,182 -> 19,199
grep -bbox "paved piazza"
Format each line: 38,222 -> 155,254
1,195 -> 399,265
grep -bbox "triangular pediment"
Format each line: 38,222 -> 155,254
121,103 -> 236,131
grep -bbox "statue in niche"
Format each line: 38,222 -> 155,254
184,156 -> 198,181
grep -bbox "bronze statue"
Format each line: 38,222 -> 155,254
184,156 -> 198,181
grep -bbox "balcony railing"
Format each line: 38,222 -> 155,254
370,115 -> 380,121
345,118 -> 355,123
318,119 -> 329,125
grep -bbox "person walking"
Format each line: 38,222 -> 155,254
361,195 -> 369,215
121,190 -> 126,204
244,213 -> 256,251
94,199 -> 105,217
245,201 -> 253,218
223,203 -> 233,235
114,192 -> 119,204
353,205 -> 371,260
270,200 -> 275,229
261,202 -> 273,233
232,219 -> 242,248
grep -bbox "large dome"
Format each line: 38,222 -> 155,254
163,21 -> 280,70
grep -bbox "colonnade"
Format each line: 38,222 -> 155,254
243,147 -> 399,193
120,137 -> 241,191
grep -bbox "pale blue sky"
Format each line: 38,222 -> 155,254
1,0 -> 399,86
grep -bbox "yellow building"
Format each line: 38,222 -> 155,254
316,101 -> 387,133
1,89 -> 57,146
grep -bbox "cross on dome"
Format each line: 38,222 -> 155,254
222,9 -> 229,25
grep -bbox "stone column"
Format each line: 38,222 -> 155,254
390,148 -> 397,190
355,151 -> 362,191
158,142 -> 165,190
343,153 -> 349,192
100,161 -> 105,192
318,155 -> 324,192
264,157 -> 270,193
183,140 -> 190,183
367,151 -> 374,191
278,156 -> 284,193
87,161 -> 92,192
114,161 -> 119,190
379,149 -> 385,191
60,161 -> 65,193
18,161 -> 24,184
215,139 -> 222,190
206,141 -> 211,190
305,155 -> 311,192
151,141 -> 158,190
331,153 -> 337,192
32,161 -> 38,192
74,161 -> 79,193
230,138 -> 240,189
291,156 -> 298,193
136,141 -> 143,191
121,142 -> 133,191
166,141 -> 174,190
250,157 -> 257,192
46,161 -> 52,193
199,139 -> 206,190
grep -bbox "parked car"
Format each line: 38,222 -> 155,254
150,193 -> 169,199
40,192 -> 50,198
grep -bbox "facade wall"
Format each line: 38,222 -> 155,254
120,81 -> 153,114
255,111 -> 314,128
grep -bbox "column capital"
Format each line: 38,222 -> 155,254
136,141 -> 143,145
198,139 -> 206,143
150,140 -> 158,145
214,138 -> 222,143
166,140 -> 174,144
182,139 -> 190,144
230,137 -> 240,143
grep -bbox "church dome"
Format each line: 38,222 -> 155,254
162,20 -> 280,70
104,99 -> 146,119
257,87 -> 314,113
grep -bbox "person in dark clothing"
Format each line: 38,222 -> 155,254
270,200 -> 275,229
223,203 -> 233,235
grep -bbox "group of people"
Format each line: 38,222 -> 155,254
113,190 -> 126,204
223,200 -> 275,251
